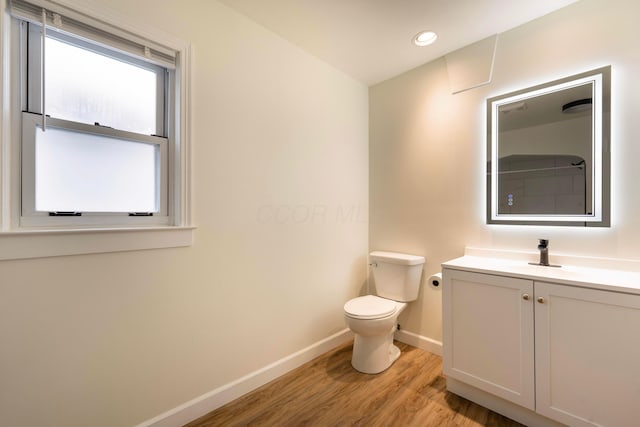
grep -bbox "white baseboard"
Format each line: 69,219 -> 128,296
395,329 -> 442,356
136,329 -> 353,427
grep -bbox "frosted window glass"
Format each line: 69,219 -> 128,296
35,127 -> 158,212
45,37 -> 157,135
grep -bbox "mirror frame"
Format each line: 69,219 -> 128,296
486,66 -> 611,227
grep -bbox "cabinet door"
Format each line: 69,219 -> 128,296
535,282 -> 640,427
443,269 -> 535,409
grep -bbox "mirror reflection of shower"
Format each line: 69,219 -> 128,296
496,154 -> 587,215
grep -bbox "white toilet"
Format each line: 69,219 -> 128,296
343,251 -> 425,374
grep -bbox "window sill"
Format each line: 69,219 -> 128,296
0,226 -> 195,260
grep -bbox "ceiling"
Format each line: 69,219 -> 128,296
499,83 -> 592,132
218,0 -> 578,86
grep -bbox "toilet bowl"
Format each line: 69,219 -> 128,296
343,251 -> 424,374
344,295 -> 407,374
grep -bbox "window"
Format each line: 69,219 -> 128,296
6,0 -> 190,230
0,0 -> 192,259
41,34 -> 162,135
23,114 -> 165,214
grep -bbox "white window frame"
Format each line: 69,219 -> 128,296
0,0 -> 193,260
21,22 -> 171,227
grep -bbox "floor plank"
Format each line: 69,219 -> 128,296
184,341 -> 524,427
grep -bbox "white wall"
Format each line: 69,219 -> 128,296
0,1 -> 368,426
370,0 -> 640,343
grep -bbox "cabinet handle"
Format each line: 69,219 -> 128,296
537,297 -> 545,304
522,294 -> 530,301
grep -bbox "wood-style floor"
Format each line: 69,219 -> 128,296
185,341 -> 523,427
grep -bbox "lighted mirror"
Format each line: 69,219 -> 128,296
487,66 -> 610,226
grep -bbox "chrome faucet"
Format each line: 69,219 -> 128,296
529,239 -> 561,267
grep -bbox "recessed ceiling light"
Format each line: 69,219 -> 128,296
413,30 -> 437,46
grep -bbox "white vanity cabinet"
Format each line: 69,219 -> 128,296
443,263 -> 640,427
442,270 -> 535,409
534,281 -> 640,426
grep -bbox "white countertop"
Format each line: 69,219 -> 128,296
442,255 -> 640,296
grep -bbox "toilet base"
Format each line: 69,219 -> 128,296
351,327 -> 401,374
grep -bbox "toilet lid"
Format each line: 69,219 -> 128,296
344,295 -> 397,319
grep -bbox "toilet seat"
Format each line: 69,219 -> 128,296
344,295 -> 397,319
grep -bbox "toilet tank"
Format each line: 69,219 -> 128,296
370,251 -> 425,302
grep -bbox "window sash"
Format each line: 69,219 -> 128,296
25,23 -> 168,137
21,112 -> 170,227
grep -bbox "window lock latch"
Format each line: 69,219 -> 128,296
129,212 -> 154,216
49,211 -> 82,216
